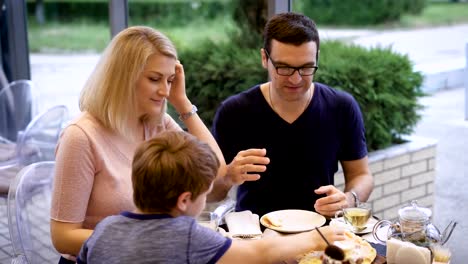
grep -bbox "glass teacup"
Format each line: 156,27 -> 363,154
335,202 -> 372,232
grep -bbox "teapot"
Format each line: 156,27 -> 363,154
372,200 -> 456,247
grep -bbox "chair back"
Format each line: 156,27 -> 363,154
16,105 -> 68,166
0,105 -> 68,196
0,80 -> 36,142
7,161 -> 61,264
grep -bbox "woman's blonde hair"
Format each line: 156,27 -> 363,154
79,26 -> 177,138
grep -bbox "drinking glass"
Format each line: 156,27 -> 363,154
196,211 -> 219,231
335,202 -> 372,232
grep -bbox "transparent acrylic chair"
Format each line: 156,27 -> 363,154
0,80 -> 37,142
0,105 -> 68,198
7,161 -> 61,264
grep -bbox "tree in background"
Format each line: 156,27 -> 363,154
231,0 -> 266,49
35,0 -> 45,24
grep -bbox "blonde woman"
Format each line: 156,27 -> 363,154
50,26 -> 226,263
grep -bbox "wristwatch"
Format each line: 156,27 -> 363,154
178,105 -> 198,121
349,191 -> 359,206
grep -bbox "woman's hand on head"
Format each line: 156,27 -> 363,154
168,60 -> 191,113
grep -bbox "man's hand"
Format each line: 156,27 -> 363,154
314,185 -> 351,217
226,148 -> 270,185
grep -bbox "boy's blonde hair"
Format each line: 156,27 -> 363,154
79,26 -> 177,139
132,131 -> 219,213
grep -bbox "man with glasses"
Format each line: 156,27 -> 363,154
210,12 -> 373,218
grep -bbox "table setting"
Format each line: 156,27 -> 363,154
198,199 -> 455,264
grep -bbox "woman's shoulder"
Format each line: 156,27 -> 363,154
60,112 -> 109,144
65,112 -> 109,135
144,113 -> 181,138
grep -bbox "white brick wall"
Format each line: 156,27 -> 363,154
384,154 -> 410,169
401,160 -> 427,177
337,137 -> 437,221
383,179 -> 410,195
411,147 -> 436,161
374,168 -> 400,186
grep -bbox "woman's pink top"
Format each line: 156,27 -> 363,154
50,112 -> 181,229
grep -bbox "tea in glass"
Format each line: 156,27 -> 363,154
335,202 -> 372,232
343,207 -> 371,231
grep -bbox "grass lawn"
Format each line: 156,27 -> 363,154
394,2 -> 468,28
28,17 -> 236,53
27,1 -> 468,53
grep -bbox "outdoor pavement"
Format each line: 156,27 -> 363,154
1,24 -> 467,263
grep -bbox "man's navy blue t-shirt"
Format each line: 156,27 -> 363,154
212,83 -> 367,217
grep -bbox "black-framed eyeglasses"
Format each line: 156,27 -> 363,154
264,49 -> 318,76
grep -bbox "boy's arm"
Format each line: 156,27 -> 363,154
217,226 -> 344,264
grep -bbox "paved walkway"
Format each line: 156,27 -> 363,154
412,87 -> 467,264
1,24 -> 467,263
322,24 -> 468,93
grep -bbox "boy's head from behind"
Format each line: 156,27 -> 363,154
132,130 -> 219,216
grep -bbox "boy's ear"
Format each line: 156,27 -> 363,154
176,191 -> 192,212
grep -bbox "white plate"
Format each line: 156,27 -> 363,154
260,209 -> 326,233
330,216 -> 378,235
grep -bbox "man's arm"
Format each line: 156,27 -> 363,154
314,156 -> 373,217
341,156 -> 374,206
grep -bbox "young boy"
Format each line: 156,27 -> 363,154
77,131 -> 344,264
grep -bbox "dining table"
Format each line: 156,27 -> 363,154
261,226 -> 387,264
221,208 -> 452,264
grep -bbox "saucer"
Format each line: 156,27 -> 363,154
330,216 -> 378,235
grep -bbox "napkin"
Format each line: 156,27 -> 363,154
329,217 -> 353,232
386,238 -> 431,264
225,210 -> 263,239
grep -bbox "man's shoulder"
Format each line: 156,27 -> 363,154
316,82 -> 354,100
315,82 -> 358,106
220,84 -> 261,107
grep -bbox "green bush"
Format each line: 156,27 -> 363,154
26,0 -> 232,26
403,0 -> 427,14
316,41 -> 424,151
180,41 -> 267,125
294,0 -> 426,26
180,40 -> 424,151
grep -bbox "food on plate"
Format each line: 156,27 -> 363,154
298,231 -> 377,264
262,214 -> 283,227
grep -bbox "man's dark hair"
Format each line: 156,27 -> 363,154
263,12 -> 320,58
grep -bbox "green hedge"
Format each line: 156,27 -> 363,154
180,40 -> 267,125
26,0 -> 232,26
315,41 -> 424,150
180,40 -> 424,152
294,0 -> 427,25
